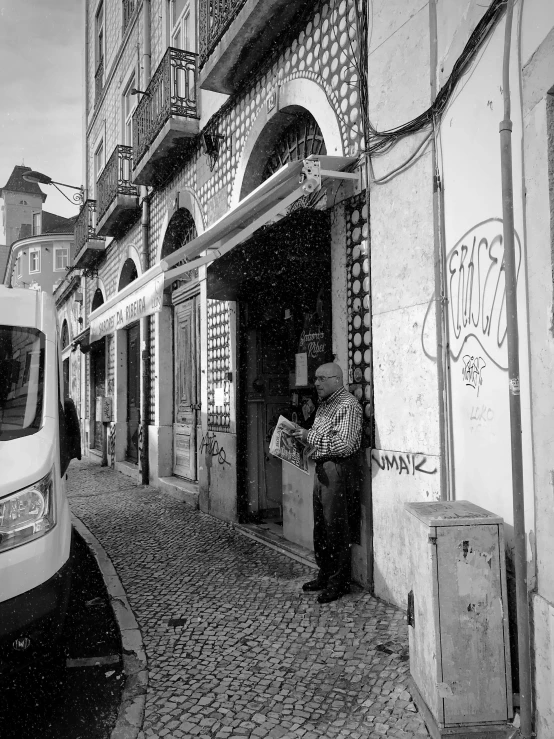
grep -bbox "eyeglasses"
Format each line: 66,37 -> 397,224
313,375 -> 339,383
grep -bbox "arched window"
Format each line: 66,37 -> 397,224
262,111 -> 326,181
91,288 -> 104,312
61,320 -> 70,349
161,208 -> 197,285
118,258 -> 138,291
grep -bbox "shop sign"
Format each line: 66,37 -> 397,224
90,274 -> 164,342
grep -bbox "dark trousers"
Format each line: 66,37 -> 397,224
313,458 -> 360,591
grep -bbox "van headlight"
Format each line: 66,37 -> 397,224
0,470 -> 55,552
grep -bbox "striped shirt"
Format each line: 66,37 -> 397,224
306,386 -> 362,460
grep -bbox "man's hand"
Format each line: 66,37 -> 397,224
291,427 -> 309,444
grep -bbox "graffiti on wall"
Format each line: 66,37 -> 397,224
447,218 -> 521,370
371,450 -> 437,476
462,355 -> 486,395
200,431 -> 231,467
109,424 -> 116,469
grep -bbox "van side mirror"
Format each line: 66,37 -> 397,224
60,398 -> 81,475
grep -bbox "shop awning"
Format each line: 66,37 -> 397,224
160,155 -> 358,283
87,155 -> 358,341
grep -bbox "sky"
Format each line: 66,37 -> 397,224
0,0 -> 83,222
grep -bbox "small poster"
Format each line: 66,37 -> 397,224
269,415 -> 313,474
295,352 -> 308,386
214,385 -> 225,407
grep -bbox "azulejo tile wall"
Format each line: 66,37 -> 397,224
346,193 -> 372,448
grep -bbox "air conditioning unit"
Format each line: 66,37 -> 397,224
404,500 -> 512,739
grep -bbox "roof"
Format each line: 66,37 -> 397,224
0,165 -> 47,201
42,211 -> 77,234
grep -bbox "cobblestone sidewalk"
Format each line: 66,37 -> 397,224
66,459 -> 429,739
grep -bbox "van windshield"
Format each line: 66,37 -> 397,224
0,326 -> 45,441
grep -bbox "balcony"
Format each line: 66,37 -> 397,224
74,200 -> 106,269
132,47 -> 199,186
198,0 -> 311,94
95,58 -> 104,105
96,145 -> 139,237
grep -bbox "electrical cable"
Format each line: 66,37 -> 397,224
369,131 -> 433,184
363,0 -> 508,156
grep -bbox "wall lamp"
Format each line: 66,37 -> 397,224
202,132 -> 225,171
23,170 -> 84,206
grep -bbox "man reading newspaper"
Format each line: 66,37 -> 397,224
292,362 -> 362,604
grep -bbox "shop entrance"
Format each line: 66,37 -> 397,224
90,340 -> 106,452
208,209 -> 332,541
126,322 -> 140,463
240,212 -> 332,532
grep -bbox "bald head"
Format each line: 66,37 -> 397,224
314,362 -> 344,399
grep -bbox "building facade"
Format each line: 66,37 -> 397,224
71,0 -> 554,733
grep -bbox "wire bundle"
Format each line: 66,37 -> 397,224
362,0 -> 508,157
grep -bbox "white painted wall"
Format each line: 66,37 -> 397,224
439,14 -> 535,549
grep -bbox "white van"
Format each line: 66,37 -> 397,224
0,286 -> 80,675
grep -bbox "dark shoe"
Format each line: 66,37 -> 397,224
302,577 -> 327,592
317,584 -> 350,604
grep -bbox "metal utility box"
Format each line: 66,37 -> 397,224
404,501 -> 512,739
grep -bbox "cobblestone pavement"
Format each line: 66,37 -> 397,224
67,459 -> 429,739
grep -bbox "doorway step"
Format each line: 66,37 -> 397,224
157,476 -> 199,509
234,521 -> 317,570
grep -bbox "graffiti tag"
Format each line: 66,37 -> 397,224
447,219 -> 521,369
371,451 -> 437,476
470,405 -> 494,423
200,432 -> 231,467
462,355 -> 486,395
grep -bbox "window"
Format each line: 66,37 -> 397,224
94,140 -> 104,197
170,0 -> 191,51
0,327 -> 45,441
29,248 -> 40,274
123,0 -> 136,34
95,1 -> 105,69
123,75 -> 137,146
32,212 -> 41,236
54,246 -> 69,272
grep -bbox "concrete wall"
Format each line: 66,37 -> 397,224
520,2 -> 554,734
367,0 -> 440,608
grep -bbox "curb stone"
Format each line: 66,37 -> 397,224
71,514 -> 147,739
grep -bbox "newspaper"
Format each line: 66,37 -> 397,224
268,415 -> 314,474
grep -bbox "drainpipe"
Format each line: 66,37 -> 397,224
429,0 -> 452,502
499,1 -> 532,735
140,0 -> 152,485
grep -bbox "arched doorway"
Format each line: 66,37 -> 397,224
161,208 -> 200,481
119,259 -> 141,464
231,110 -> 333,546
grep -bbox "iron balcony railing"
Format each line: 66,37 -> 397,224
132,47 -> 199,167
95,57 -> 104,104
198,0 -> 247,67
122,0 -> 136,34
97,145 -> 138,222
75,200 -> 104,255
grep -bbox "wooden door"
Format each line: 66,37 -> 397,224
126,323 -> 140,463
173,297 -> 199,480
244,323 -> 290,516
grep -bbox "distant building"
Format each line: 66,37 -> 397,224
3,232 -> 76,293
1,164 -> 76,291
0,165 -> 46,249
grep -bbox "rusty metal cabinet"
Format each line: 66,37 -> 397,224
404,501 -> 512,739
